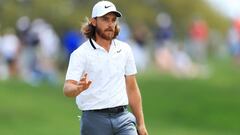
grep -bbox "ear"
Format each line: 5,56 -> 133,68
90,18 -> 97,27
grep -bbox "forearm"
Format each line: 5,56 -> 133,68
63,82 -> 82,97
63,75 -> 92,98
125,75 -> 148,134
128,86 -> 145,127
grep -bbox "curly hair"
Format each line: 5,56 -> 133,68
81,17 -> 120,40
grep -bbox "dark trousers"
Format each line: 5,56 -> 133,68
80,108 -> 137,135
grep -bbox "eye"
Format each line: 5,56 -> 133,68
102,17 -> 108,21
110,17 -> 117,24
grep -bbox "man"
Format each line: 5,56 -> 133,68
63,1 -> 148,135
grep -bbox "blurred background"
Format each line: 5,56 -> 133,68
0,0 -> 240,135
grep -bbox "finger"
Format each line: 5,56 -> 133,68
80,75 -> 87,81
84,81 -> 91,89
87,81 -> 92,87
84,73 -> 88,78
80,73 -> 88,80
84,73 -> 90,83
80,76 -> 86,81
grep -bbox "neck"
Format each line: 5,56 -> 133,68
95,35 -> 112,52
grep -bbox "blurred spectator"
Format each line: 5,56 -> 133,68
154,12 -> 175,72
16,16 -> 40,85
130,23 -> 150,72
0,28 -> 21,78
0,34 -> 9,80
155,45 -> 175,73
172,43 -> 200,78
187,17 -> 209,64
155,12 -> 174,47
155,41 -> 208,78
31,18 -> 60,85
16,17 -> 60,85
227,19 -> 240,65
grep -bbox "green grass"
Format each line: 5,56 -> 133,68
0,80 -> 80,135
1,59 -> 240,135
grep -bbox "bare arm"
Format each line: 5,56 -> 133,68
63,73 -> 92,97
125,75 -> 148,135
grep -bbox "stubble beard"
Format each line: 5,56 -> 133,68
96,26 -> 114,41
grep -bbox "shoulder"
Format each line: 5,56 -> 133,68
71,39 -> 92,56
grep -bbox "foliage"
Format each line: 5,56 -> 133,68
0,0 -> 230,36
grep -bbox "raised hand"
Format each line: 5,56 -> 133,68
78,73 -> 92,91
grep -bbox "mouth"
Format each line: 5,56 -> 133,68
105,30 -> 113,33
105,28 -> 114,32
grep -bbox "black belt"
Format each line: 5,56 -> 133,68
89,105 -> 127,113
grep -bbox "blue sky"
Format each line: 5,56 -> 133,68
206,0 -> 240,20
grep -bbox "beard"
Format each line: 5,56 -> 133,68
95,26 -> 114,40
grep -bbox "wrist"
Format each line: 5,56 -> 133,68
137,124 -> 148,135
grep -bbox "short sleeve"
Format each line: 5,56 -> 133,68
65,51 -> 86,81
125,45 -> 137,76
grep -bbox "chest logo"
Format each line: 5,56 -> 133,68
117,49 -> 122,53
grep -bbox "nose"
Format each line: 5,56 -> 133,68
108,21 -> 115,28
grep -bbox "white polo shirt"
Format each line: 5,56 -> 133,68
65,39 -> 137,110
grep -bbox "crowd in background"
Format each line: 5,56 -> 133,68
0,13 -> 240,85
0,16 -> 61,85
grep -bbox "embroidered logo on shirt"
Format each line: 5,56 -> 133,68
117,49 -> 122,53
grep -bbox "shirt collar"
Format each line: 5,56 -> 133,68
89,38 -> 116,52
